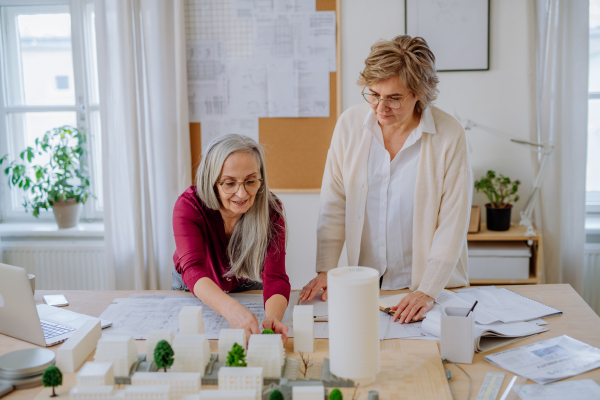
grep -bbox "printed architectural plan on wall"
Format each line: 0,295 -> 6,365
184,0 -> 336,149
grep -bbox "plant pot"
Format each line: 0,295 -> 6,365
52,199 -> 83,229
485,204 -> 512,231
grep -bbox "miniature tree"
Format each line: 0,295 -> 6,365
42,365 -> 62,397
226,342 -> 247,367
330,388 -> 343,400
299,352 -> 312,378
262,329 -> 274,334
269,389 -> 284,400
154,340 -> 174,372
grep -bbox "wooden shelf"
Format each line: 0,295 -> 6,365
467,223 -> 543,285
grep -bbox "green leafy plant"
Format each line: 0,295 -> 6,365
269,389 -> 284,400
474,170 -> 520,209
0,125 -> 93,217
42,365 -> 62,397
262,329 -> 274,334
154,340 -> 174,372
226,342 -> 247,367
329,388 -> 343,400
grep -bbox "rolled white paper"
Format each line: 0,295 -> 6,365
327,267 -> 380,385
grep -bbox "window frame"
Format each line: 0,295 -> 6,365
0,0 -> 102,222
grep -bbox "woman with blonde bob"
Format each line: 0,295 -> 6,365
301,35 -> 472,324
172,134 -> 290,341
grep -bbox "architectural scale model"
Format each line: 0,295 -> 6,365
56,319 -> 102,373
292,385 -> 325,400
76,361 -> 115,387
246,334 -> 285,378
69,385 -> 116,400
218,329 -> 246,362
94,335 -> 138,377
218,367 -> 263,400
131,371 -> 201,400
171,334 -> 212,374
179,306 -> 205,334
328,267 -> 380,386
293,305 -> 314,353
146,329 -> 175,365
122,384 -> 171,400
193,389 -> 256,399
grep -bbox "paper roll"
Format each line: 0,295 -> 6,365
327,267 -> 380,385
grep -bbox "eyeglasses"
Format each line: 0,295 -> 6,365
361,88 -> 411,109
217,178 -> 264,194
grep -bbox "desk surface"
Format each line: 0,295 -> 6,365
1,284 -> 599,400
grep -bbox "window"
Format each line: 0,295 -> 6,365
0,0 -> 102,221
589,0 -> 600,212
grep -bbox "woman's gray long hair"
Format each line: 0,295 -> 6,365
196,134 -> 285,282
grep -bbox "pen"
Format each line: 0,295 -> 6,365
466,300 -> 478,317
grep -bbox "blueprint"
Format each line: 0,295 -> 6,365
99,292 -> 299,340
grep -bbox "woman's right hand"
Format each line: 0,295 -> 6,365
299,271 -> 328,302
226,302 -> 261,343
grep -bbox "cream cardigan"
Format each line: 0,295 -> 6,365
316,103 -> 472,299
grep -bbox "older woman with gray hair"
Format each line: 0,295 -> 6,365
300,35 -> 472,324
172,134 -> 290,341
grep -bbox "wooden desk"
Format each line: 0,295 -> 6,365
1,285 -> 599,400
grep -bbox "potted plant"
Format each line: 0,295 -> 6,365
0,125 -> 93,229
474,170 -> 520,231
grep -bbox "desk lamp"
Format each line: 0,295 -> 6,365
460,119 -> 554,239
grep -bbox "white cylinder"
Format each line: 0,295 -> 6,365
327,267 -> 380,385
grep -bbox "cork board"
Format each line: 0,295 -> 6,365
189,0 -> 341,190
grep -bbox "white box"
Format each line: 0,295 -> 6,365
468,242 -> 531,280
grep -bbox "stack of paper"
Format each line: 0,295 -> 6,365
485,335 -> 600,384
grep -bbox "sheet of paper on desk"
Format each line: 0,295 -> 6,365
517,379 -> 600,400
98,292 -> 298,339
484,335 -> 600,384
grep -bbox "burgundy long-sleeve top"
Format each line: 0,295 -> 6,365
172,186 -> 290,305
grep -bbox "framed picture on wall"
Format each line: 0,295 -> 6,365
405,0 -> 490,72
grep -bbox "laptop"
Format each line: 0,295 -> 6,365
0,263 -> 111,347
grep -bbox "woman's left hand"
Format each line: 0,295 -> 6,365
262,317 -> 289,344
391,291 -> 434,324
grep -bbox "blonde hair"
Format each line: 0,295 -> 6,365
196,134 -> 285,282
357,35 -> 439,114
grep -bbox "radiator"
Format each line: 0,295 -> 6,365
1,240 -> 108,290
583,243 -> 600,317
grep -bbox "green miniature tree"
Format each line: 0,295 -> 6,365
269,389 -> 284,400
262,329 -> 274,334
42,365 -> 62,397
474,170 -> 520,208
154,340 -> 174,372
226,342 -> 247,367
329,388 -> 343,400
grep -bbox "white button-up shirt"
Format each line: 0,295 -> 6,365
358,107 -> 437,290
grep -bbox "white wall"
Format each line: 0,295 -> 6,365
282,0 -> 536,289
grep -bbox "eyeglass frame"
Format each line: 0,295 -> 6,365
361,86 -> 412,110
216,178 -> 264,194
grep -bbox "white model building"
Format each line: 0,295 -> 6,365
179,306 -> 205,334
292,385 -> 325,400
328,267 -> 380,386
218,367 -> 263,400
76,361 -> 114,387
123,385 -> 171,400
218,329 -> 246,362
198,389 -> 256,399
246,334 -> 285,378
69,385 -> 116,400
146,329 -> 175,365
171,334 -> 211,374
56,319 -> 102,373
94,334 -> 138,377
293,305 -> 315,353
131,371 -> 200,400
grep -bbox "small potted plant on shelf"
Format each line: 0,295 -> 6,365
474,170 -> 520,231
0,125 -> 93,229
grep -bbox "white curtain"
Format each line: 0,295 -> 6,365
533,0 -> 588,292
95,0 -> 191,289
